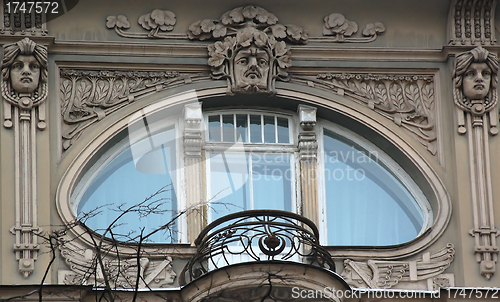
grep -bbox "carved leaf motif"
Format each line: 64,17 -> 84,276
277,55 -> 292,69
229,7 -> 244,23
274,41 -> 288,57
236,29 -> 253,47
106,15 -> 130,29
213,23 -> 227,38
326,13 -> 346,28
270,24 -> 287,39
188,20 -> 202,36
253,31 -> 268,47
405,83 -> 424,115
208,52 -> 226,67
363,22 -> 386,36
74,81 -> 92,109
150,9 -> 176,31
200,19 -> 216,33
138,13 -> 156,30
94,80 -> 109,104
242,6 -> 258,19
374,82 -> 388,106
421,82 -> 435,112
390,83 -> 405,110
360,81 -> 374,99
286,24 -> 308,42
60,79 -> 73,111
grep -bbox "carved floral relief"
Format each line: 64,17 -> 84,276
59,69 -> 208,150
188,5 -> 307,94
300,73 -> 437,155
341,244 -> 455,290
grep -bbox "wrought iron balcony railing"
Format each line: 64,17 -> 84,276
179,210 -> 336,285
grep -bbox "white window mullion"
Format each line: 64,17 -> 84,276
249,154 -> 254,210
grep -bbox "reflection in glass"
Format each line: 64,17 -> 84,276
323,129 -> 424,246
209,152 -> 293,221
263,115 -> 275,143
277,117 -> 289,143
76,128 -> 178,243
222,114 -> 235,142
250,115 -> 262,143
209,115 -> 221,142
236,114 -> 248,142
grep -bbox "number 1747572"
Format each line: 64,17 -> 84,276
5,1 -> 59,14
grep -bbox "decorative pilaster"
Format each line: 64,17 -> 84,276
453,46 -> 499,279
1,37 -> 48,278
297,105 -> 318,226
183,103 -> 204,243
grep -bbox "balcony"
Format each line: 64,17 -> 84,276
180,210 -> 337,286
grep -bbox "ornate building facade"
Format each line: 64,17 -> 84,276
0,0 -> 499,301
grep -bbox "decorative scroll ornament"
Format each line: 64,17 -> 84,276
106,9 -> 185,39
453,46 -> 499,279
58,237 -> 176,288
341,244 -> 455,290
315,13 -> 385,43
188,5 -> 307,95
448,0 -> 496,46
59,69 -> 209,150
299,73 -> 437,155
1,37 -> 48,278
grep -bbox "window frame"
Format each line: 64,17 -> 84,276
203,110 -> 299,223
317,121 -> 433,247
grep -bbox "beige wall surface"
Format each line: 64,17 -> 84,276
1,0 -> 500,297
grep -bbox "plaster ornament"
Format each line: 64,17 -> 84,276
452,46 -> 499,280
2,37 -> 48,129
106,9 -> 182,39
310,73 -> 437,155
341,244 -> 455,290
453,46 -> 499,134
59,69 -> 208,150
59,238 -> 177,288
188,5 -> 307,94
320,13 -> 385,43
1,37 -> 48,278
448,0 -> 496,46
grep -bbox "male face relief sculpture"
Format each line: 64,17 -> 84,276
234,45 -> 270,91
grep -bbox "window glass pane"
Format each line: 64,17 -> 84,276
236,114 -> 248,142
250,115 -> 262,143
252,154 -> 292,211
222,114 -> 235,142
209,152 -> 294,221
263,115 -> 276,143
277,117 -> 289,143
208,115 -> 221,142
76,128 -> 178,243
210,152 -> 250,221
323,129 -> 423,246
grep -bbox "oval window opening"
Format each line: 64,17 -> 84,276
73,127 -> 179,243
322,129 -> 429,246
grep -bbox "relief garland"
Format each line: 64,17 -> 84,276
60,69 -> 209,150
297,73 -> 437,155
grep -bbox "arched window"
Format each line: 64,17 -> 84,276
319,123 -> 432,246
71,123 -> 180,243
